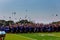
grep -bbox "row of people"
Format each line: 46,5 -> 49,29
0,23 -> 60,33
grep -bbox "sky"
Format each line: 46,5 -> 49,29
0,0 -> 60,24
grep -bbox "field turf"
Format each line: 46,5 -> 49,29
5,32 -> 60,40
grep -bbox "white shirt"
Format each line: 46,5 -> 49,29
0,31 -> 6,35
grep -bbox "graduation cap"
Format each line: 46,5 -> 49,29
56,14 -> 58,16
9,17 -> 11,19
12,12 -> 16,16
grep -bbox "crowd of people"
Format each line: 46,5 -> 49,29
0,23 -> 60,33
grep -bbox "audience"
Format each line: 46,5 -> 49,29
0,23 -> 60,33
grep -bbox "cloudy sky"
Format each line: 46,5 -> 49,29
0,0 -> 60,23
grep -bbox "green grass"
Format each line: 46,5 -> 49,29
5,32 -> 60,40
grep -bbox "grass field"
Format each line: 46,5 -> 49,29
5,32 -> 60,40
